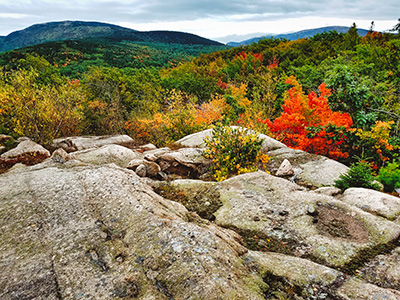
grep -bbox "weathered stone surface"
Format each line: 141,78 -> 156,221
144,153 -> 158,161
135,164 -> 147,177
275,158 -> 294,176
359,247 -> 400,290
70,144 -> 139,168
341,188 -> 400,220
267,147 -> 349,187
51,148 -> 70,164
175,127 -> 287,151
300,158 -> 349,187
139,147 -> 171,159
53,135 -> 135,152
0,139 -> 50,169
127,159 -> 161,177
154,179 -> 223,220
246,250 -> 344,298
138,143 -> 157,151
3,130 -> 400,299
0,163 -> 267,299
175,128 -> 213,148
337,278 -> 400,300
157,148 -> 210,178
314,186 -> 342,196
258,133 -> 288,151
214,171 -> 400,267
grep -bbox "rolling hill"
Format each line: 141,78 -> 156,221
227,26 -> 370,46
0,20 -> 223,53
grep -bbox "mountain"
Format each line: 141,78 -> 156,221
0,20 -> 223,53
227,26 -> 370,46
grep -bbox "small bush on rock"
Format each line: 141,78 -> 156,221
203,124 -> 269,181
334,161 -> 381,191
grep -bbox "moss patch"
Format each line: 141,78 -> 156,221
154,182 -> 222,220
228,227 -> 296,255
339,238 -> 400,276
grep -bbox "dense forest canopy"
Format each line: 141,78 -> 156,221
1,23 -> 400,175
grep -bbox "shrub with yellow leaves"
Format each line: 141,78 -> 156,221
203,124 -> 268,181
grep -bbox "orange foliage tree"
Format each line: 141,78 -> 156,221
259,76 -> 353,159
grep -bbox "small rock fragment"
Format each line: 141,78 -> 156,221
276,159 -> 294,176
51,148 -> 70,164
138,143 -> 157,151
135,164 -> 147,177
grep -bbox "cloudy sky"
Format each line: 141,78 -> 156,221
0,0 -> 398,42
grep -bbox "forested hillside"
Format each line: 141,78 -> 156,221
0,20 -> 223,52
1,24 -> 400,185
0,39 -> 229,78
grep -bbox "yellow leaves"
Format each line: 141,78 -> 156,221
203,124 -> 268,181
355,121 -> 395,162
194,96 -> 226,125
127,90 -> 229,146
88,100 -> 107,110
0,68 -> 85,144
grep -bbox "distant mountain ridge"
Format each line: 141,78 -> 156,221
227,26 -> 370,46
0,21 -> 223,52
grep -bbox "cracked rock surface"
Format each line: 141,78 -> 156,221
0,161 -> 266,299
2,132 -> 400,299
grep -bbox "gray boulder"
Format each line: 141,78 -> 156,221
51,148 -> 70,164
127,158 -> 161,177
53,135 -> 135,152
157,148 -> 210,178
0,139 -> 50,170
337,278 -> 400,299
266,147 -> 349,187
247,250 -> 400,299
70,144 -> 140,168
341,188 -> 400,221
275,158 -> 294,176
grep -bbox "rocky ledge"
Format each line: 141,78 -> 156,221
1,130 -> 400,299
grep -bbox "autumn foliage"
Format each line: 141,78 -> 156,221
126,90 -> 227,146
260,76 -> 353,159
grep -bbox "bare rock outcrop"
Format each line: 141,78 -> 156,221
212,171 -> 400,268
0,162 -> 268,299
266,147 -> 349,187
70,144 -> 140,168
2,129 -> 400,299
155,170 -> 400,299
52,135 -> 135,152
341,187 -> 400,221
0,138 -> 50,171
157,148 -> 210,178
127,158 -> 162,177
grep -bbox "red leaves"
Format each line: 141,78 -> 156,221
260,76 -> 353,159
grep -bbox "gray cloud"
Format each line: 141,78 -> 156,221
0,0 -> 398,36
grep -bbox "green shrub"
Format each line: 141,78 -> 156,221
377,161 -> 400,192
203,124 -> 269,181
334,161 -> 381,191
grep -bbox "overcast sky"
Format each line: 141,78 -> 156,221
0,0 -> 399,42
